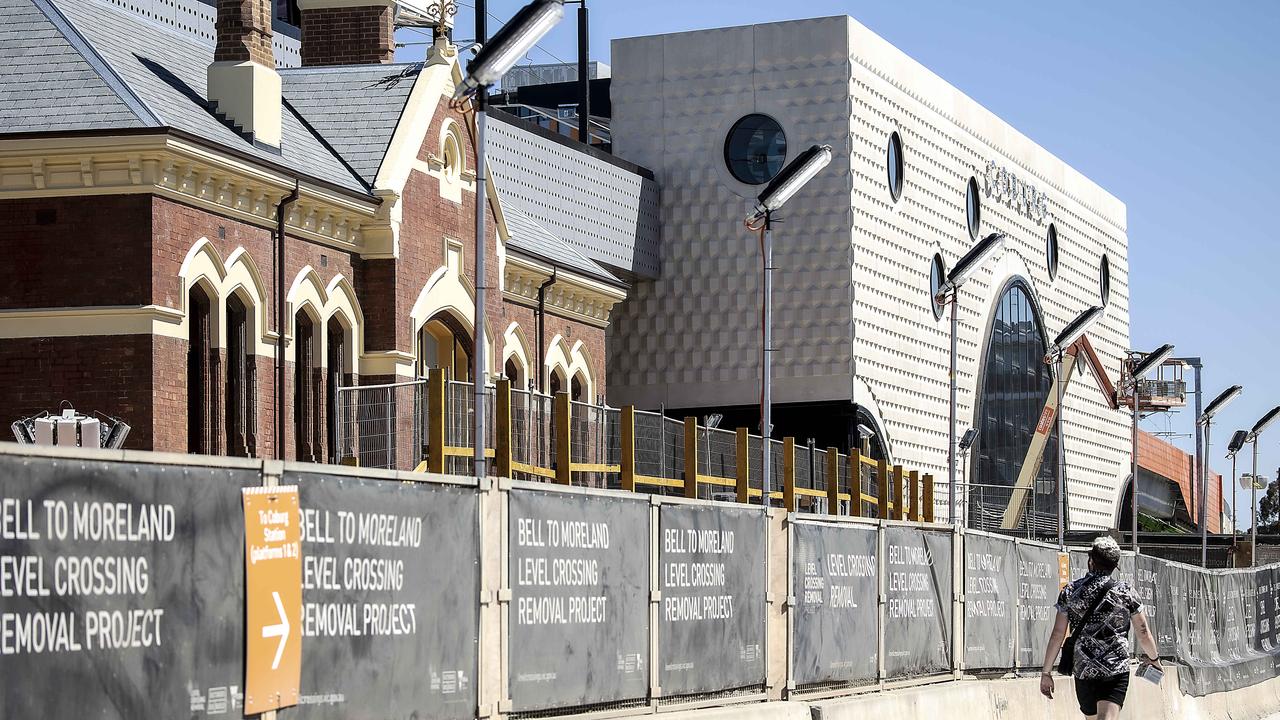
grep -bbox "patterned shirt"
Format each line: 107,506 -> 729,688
1055,571 -> 1142,679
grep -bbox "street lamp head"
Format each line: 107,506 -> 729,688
959,428 -> 978,452
945,232 -> 1005,290
452,0 -> 566,101
1248,405 -> 1280,441
749,144 -> 833,221
1048,305 -> 1105,356
1129,343 -> 1176,382
1228,429 -> 1250,456
1199,384 -> 1244,425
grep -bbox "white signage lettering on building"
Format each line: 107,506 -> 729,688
983,160 -> 1051,225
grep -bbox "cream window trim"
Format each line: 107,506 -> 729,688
0,305 -> 185,339
503,255 -> 626,329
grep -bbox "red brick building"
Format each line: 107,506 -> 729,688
0,0 -> 635,463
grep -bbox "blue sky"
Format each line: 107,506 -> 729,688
403,1 -> 1280,528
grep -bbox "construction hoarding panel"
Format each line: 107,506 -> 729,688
658,503 -> 766,697
507,489 -> 649,712
790,521 -> 878,686
0,455 -> 252,717
1016,542 -> 1059,668
883,528 -> 953,678
289,471 -> 479,720
962,533 -> 1016,670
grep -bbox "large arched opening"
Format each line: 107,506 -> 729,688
969,278 -> 1060,534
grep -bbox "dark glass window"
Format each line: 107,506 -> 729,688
1046,223 -> 1059,281
970,280 -> 1059,535
1100,253 -> 1112,306
724,114 -> 787,185
887,131 -> 904,202
965,176 -> 982,240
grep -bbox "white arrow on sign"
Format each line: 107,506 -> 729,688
262,590 -> 290,670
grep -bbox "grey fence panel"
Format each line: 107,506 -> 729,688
790,521 -> 878,687
963,533 -> 1016,670
1016,542 -> 1060,668
0,455 -> 253,717
657,504 -> 766,697
1259,567 -> 1278,654
1069,550 -> 1089,582
1134,554 -> 1168,656
507,489 -> 649,712
289,471 -> 479,720
884,528 -> 953,678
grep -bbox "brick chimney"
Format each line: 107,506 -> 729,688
296,0 -> 396,67
207,0 -> 283,147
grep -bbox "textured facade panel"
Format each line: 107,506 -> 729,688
610,16 -> 1131,530
100,0 -> 302,67
485,113 -> 660,278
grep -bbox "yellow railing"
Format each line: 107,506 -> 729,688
421,369 -> 936,521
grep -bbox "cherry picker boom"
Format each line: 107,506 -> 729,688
999,334 -> 1119,530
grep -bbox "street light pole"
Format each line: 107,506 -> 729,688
1196,383 -> 1242,566
1245,406 -> 1280,567
1055,357 -> 1066,550
1131,389 -> 1140,552
453,0 -> 567,482
937,232 -> 1005,526
746,144 -> 833,505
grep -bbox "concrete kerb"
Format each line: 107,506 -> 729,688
809,668 -> 1280,720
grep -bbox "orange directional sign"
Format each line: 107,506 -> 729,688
1058,552 -> 1071,589
243,486 -> 302,715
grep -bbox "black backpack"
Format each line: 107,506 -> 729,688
1059,578 -> 1115,676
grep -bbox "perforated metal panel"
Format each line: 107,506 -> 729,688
102,0 -> 302,67
486,113 -> 661,278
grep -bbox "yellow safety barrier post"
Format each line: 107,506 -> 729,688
891,465 -> 904,521
783,437 -> 796,511
923,473 -> 935,523
735,428 -> 750,504
877,458 -> 890,519
426,368 -> 445,474
826,447 -> 841,516
554,392 -> 571,485
908,470 -> 920,521
684,417 -> 699,499
495,378 -> 512,479
850,449 -> 863,518
620,406 -> 636,492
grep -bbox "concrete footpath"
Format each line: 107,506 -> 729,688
651,671 -> 1280,720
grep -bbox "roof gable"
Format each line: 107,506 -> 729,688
280,63 -> 420,186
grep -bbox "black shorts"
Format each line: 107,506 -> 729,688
1075,672 -> 1130,715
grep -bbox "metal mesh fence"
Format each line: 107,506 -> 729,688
511,389 -> 553,477
967,482 -> 1057,539
571,401 -> 620,488
633,409 -> 666,480
334,380 -> 425,471
698,427 -> 738,480
444,381 -> 494,476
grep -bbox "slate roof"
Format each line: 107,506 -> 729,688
0,0 -> 149,132
501,202 -> 621,287
1,0 -> 371,196
281,64 -> 419,186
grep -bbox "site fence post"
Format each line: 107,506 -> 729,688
684,417 -> 699,499
648,497 -> 661,705
554,391 -> 571,485
783,437 -> 796,511
877,520 -> 887,688
826,447 -> 840,516
891,465 -> 904,521
621,406 -> 637,492
908,470 -> 920,521
426,368 -> 445,474
923,474 -> 935,523
953,524 -> 964,679
736,428 -> 750,504
850,450 -> 863,518
877,458 -> 890,520
495,378 -> 512,479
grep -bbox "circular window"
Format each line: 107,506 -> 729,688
724,114 -> 787,185
1046,223 -> 1059,281
929,252 -> 947,320
1100,253 -> 1112,306
887,131 -> 904,202
965,176 -> 982,240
